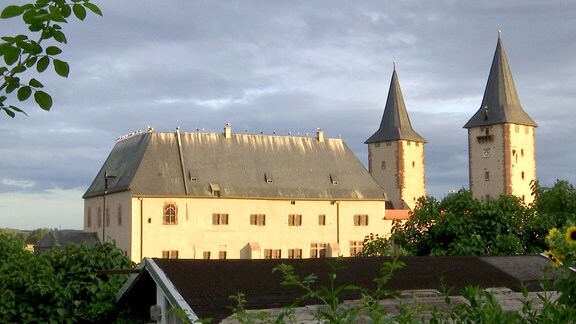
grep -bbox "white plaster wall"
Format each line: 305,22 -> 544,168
122,197 -> 388,262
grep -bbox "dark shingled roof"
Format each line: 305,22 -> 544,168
365,68 -> 426,144
34,230 -> 100,254
464,37 -> 537,129
84,131 -> 385,200
117,256 -> 550,322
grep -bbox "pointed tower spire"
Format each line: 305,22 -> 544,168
464,34 -> 536,128
365,65 -> 426,144
365,64 -> 427,210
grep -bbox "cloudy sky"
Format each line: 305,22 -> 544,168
1,0 -> 574,230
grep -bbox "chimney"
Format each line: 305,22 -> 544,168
316,128 -> 324,142
224,123 -> 231,139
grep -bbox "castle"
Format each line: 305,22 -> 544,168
83,35 -> 536,261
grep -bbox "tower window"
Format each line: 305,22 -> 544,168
374,143 -> 380,148
381,161 -> 386,170
485,171 -> 490,181
407,141 -> 411,146
412,161 -> 415,168
524,126 -> 529,134
386,141 -> 392,146
521,172 -> 525,180
521,149 -> 524,157
515,125 -> 520,133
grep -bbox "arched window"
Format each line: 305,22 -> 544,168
163,203 -> 178,225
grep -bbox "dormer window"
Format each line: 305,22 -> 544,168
329,174 -> 339,186
209,183 -> 220,197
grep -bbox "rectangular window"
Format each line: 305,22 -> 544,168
97,208 -> 102,228
203,251 -> 211,259
212,213 -> 229,225
117,205 -> 122,226
353,214 -> 369,226
407,141 -> 411,146
515,125 -> 520,133
288,214 -> 302,226
524,126 -> 529,134
105,207 -> 110,227
310,243 -> 328,258
163,203 -> 178,225
250,214 -> 266,226
381,161 -> 386,170
485,171 -> 490,181
386,141 -> 392,146
318,214 -> 326,226
288,248 -> 303,259
218,251 -> 227,259
374,142 -> 380,147
162,250 -> 178,259
349,241 -> 364,256
87,210 -> 92,228
264,249 -> 282,259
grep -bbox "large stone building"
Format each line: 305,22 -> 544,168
83,126 -> 390,262
365,65 -> 427,210
464,34 -> 537,203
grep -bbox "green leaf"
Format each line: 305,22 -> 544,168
2,107 -> 16,118
29,78 -> 44,88
83,3 -> 103,16
26,56 -> 37,68
6,80 -> 19,93
53,59 -> 69,77
46,46 -> 62,56
1,5 -> 24,19
73,4 -> 86,20
48,5 -> 67,23
3,46 -> 21,65
52,30 -> 67,44
37,56 -> 50,72
34,90 -> 52,110
61,4 -> 71,18
18,86 -> 32,101
9,105 -> 27,116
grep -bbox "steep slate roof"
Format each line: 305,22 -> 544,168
464,36 -> 537,128
83,130 -> 385,200
365,67 -> 426,144
117,256 -> 551,322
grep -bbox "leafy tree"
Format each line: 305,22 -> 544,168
0,232 -> 135,323
386,181 -> 576,257
0,0 -> 102,117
